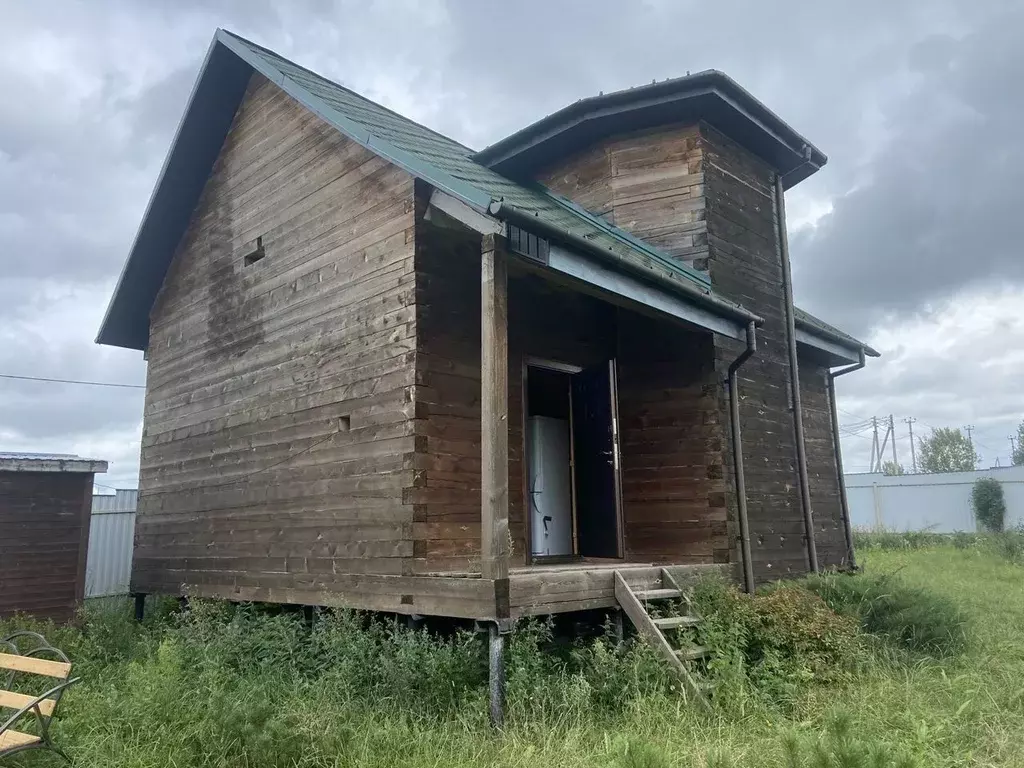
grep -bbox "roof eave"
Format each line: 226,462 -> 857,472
476,70 -> 826,189
96,32 -> 254,351
795,317 -> 880,360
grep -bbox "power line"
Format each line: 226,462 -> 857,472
0,373 -> 145,390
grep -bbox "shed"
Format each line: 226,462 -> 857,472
0,453 -> 109,622
96,30 -> 876,635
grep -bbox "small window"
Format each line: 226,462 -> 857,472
244,236 -> 266,266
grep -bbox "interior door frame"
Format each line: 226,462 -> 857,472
607,359 -> 625,559
522,357 -> 582,565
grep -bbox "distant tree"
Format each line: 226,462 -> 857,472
918,427 -> 979,473
881,460 -> 905,476
971,477 -> 1006,532
1013,420 -> 1024,466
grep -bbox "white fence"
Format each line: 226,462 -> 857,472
846,466 -> 1024,533
86,490 -> 137,598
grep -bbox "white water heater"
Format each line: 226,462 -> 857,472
527,416 -> 573,557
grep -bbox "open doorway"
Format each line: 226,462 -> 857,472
525,359 -> 623,562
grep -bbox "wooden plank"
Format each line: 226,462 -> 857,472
0,653 -> 71,679
480,233 -> 509,582
614,572 -> 710,712
0,689 -> 57,717
0,730 -> 41,750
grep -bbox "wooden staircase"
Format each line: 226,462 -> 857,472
614,568 -> 713,712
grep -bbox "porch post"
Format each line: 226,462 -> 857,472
480,233 -> 509,583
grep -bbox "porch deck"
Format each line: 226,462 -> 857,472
508,562 -> 727,618
426,561 -> 729,619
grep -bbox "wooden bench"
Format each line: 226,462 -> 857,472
0,632 -> 78,762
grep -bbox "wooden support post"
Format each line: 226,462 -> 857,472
133,593 -> 146,623
480,234 -> 509,583
488,623 -> 506,728
612,609 -> 625,649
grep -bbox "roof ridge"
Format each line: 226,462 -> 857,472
217,29 -> 476,155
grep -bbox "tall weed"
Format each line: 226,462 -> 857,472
802,572 -> 969,657
690,576 -> 861,713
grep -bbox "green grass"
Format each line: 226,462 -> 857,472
4,547 -> 1024,767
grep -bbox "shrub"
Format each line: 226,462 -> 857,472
985,527 -> 1024,564
802,572 -> 968,657
689,576 -> 861,712
972,477 -> 1006,532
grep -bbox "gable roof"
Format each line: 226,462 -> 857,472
96,29 -> 872,362
475,71 -> 828,189
99,30 -> 721,349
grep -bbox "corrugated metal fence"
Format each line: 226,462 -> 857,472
86,489 -> 137,598
846,466 -> 1024,533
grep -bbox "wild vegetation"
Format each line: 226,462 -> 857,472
4,540 -> 1023,767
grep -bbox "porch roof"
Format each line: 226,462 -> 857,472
95,29 -> 874,363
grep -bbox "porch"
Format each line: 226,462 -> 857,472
416,216 -> 750,586
507,561 -> 728,618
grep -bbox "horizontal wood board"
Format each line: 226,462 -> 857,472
133,73 -> 431,604
0,471 -> 92,623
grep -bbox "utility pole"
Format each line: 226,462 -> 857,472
905,417 -> 917,473
876,417 -> 893,472
889,414 -> 898,467
1011,436 -> 1018,461
965,424 -> 975,467
870,416 -> 880,472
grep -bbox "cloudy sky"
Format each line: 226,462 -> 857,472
2,0 -> 1022,489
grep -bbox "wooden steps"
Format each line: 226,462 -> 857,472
634,588 -> 682,601
653,615 -> 700,629
676,646 -> 710,661
614,568 -> 712,712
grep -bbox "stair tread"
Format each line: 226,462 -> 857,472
634,588 -> 682,600
675,645 -> 710,661
653,615 -> 700,629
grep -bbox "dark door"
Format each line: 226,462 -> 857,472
571,359 -> 623,558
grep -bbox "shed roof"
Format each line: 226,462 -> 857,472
96,29 -> 872,362
0,453 -> 108,474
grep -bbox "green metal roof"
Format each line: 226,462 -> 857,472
218,31 -> 716,296
794,308 -> 879,358
98,28 -> 873,359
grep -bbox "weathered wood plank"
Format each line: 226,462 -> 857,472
480,234 -> 509,582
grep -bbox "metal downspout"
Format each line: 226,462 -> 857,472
828,349 -> 866,570
774,175 -> 818,573
729,322 -> 758,593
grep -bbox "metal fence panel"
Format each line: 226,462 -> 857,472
846,466 -> 1024,533
86,491 -> 137,598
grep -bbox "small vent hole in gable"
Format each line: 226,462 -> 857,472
338,416 -> 351,432
244,236 -> 266,266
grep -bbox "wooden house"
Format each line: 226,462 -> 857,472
0,453 -> 108,622
97,30 -> 876,664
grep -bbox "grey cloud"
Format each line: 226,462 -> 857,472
2,0 -> 1022,487
792,6 -> 1024,337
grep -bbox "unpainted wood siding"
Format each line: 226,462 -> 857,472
134,74 -> 420,602
539,125 -> 707,271
414,221 -> 724,571
700,124 -> 808,580
799,357 -> 848,568
0,471 -> 93,622
617,314 -> 729,563
539,122 -> 846,580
